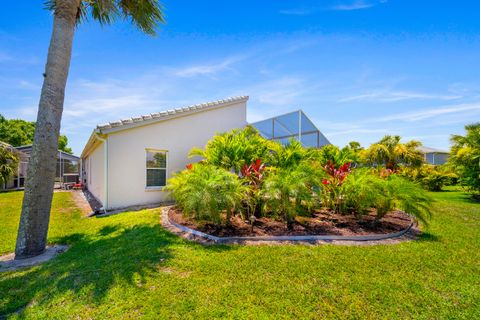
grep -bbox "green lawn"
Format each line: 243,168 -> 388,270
0,189 -> 479,319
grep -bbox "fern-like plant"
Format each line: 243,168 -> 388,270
261,163 -> 320,228
189,126 -> 271,174
165,164 -> 246,224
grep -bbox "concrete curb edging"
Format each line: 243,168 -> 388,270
161,207 -> 418,245
0,245 -> 69,272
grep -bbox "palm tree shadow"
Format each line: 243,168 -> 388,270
419,231 -> 440,242
0,224 -> 180,317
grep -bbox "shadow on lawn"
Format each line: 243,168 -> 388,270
418,231 -> 440,242
0,223 -> 183,317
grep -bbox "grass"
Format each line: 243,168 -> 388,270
0,189 -> 479,319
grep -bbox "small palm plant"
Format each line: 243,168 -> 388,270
0,144 -> 19,189
261,163 -> 320,229
166,164 -> 246,224
189,126 -> 271,174
449,123 -> 480,197
268,140 -> 306,169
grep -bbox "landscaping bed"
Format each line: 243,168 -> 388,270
168,207 -> 413,237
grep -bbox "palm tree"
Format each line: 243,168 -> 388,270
362,135 -> 423,170
15,0 -> 165,259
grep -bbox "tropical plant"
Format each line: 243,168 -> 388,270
15,0 -> 166,259
449,123 -> 480,197
0,144 -> 19,188
310,144 -> 358,167
267,139 -> 307,169
339,168 -> 381,216
241,159 -> 266,219
398,165 -> 457,191
362,135 -> 424,170
261,163 -> 320,228
189,126 -> 271,174
320,161 -> 351,213
339,169 -> 432,224
375,175 -> 432,225
165,164 -> 245,224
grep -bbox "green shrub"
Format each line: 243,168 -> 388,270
338,170 -> 432,224
399,165 -> 457,191
0,143 -> 19,187
379,175 -> 432,224
165,164 -> 246,224
308,144 -> 358,166
267,140 -> 307,169
261,163 -> 320,228
340,169 -> 382,216
449,123 -> 480,196
189,126 -> 271,174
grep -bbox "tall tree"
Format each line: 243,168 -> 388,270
15,0 -> 165,259
363,135 -> 423,170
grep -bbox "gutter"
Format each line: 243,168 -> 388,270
94,132 -> 109,211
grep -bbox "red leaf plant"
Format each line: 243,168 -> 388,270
322,161 -> 351,213
241,159 -> 265,187
241,159 -> 266,221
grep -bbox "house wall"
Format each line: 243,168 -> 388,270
84,142 -> 105,204
103,101 -> 247,210
425,152 -> 448,165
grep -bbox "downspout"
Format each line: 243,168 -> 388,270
94,132 -> 109,211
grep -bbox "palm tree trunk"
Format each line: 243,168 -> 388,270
15,0 -> 80,259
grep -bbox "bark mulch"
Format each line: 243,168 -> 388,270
168,208 -> 413,238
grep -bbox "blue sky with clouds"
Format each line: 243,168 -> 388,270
1,0 -> 480,154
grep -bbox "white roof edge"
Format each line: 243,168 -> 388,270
96,96 -> 249,133
418,146 -> 449,154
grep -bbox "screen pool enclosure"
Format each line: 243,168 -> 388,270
250,110 -> 330,148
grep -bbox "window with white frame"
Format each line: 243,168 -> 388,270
146,150 -> 167,187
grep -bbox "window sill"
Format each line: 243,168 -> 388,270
145,186 -> 166,192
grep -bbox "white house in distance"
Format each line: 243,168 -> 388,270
81,96 -> 330,211
418,146 -> 449,165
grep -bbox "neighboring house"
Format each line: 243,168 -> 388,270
13,145 -> 80,188
418,146 -> 449,165
250,110 -> 331,147
81,96 -> 248,211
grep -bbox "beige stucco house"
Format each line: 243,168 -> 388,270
81,96 -> 248,211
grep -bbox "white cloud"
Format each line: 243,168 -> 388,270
279,8 -> 313,15
173,55 -> 245,78
330,0 -> 387,11
338,90 -> 461,103
374,103 -> 480,122
257,78 -> 305,106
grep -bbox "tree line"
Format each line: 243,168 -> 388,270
0,114 -> 72,154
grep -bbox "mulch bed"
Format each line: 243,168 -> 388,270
168,208 -> 413,238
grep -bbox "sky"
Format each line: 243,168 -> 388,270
1,0 -> 480,155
